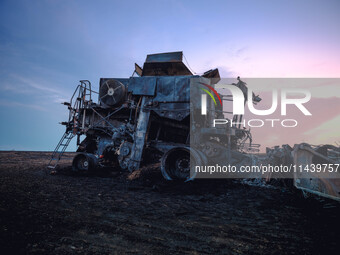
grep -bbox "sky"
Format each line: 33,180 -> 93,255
0,0 -> 339,151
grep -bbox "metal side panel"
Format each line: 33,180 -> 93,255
128,77 -> 157,96
128,97 -> 151,171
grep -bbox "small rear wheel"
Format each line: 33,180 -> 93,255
72,153 -> 98,173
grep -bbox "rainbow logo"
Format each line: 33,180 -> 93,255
199,82 -> 222,106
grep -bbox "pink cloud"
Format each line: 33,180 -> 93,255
241,94 -> 340,151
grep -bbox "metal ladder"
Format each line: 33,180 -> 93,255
47,131 -> 75,170
47,80 -> 95,172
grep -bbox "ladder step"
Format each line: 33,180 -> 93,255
47,132 -> 74,170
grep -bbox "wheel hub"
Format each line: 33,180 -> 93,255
176,157 -> 189,172
108,88 -> 114,96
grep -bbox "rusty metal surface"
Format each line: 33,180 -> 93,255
142,51 -> 192,76
145,51 -> 184,63
292,143 -> 340,201
127,77 -> 157,96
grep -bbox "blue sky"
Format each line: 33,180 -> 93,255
0,0 -> 339,150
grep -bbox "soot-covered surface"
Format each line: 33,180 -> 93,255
0,151 -> 339,254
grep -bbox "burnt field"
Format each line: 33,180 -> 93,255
0,151 -> 339,255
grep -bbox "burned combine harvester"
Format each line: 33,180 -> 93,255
48,52 -> 257,180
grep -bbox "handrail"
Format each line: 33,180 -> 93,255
67,80 -> 99,129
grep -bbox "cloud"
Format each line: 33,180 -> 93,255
233,78 -> 340,94
0,73 -> 72,104
247,96 -> 340,150
0,99 -> 47,112
9,74 -> 62,94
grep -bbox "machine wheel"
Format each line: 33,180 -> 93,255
161,147 -> 204,181
72,153 -> 98,173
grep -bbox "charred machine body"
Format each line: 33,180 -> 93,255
48,52 -> 258,180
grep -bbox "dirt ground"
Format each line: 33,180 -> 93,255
0,151 -> 339,255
